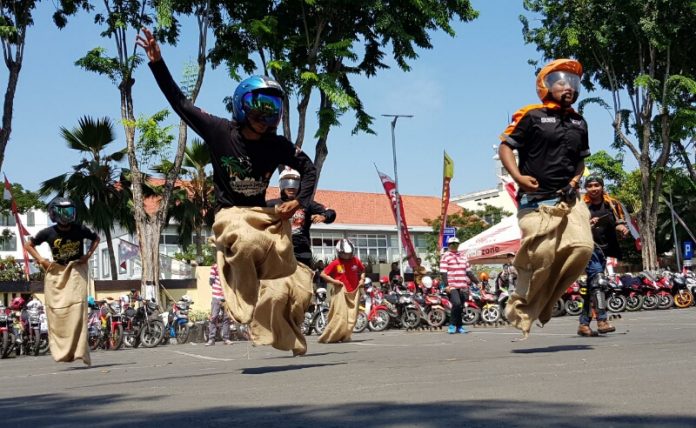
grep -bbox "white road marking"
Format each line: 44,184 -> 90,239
172,350 -> 235,361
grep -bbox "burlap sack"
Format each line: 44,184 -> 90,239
44,261 -> 90,366
318,285 -> 360,344
505,199 -> 593,335
250,263 -> 314,356
213,207 -> 297,324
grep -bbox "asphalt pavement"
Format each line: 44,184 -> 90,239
1,309 -> 695,427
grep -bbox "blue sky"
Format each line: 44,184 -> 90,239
1,0 -> 624,199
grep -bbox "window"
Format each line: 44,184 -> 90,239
0,233 -> 17,251
311,232 -> 344,263
159,230 -> 181,256
0,213 -> 16,226
348,233 -> 388,264
26,211 -> 35,227
101,249 -> 110,278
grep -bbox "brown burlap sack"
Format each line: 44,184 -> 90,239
505,199 -> 593,336
212,207 -> 297,324
318,285 -> 360,344
44,261 -> 90,365
250,263 -> 314,356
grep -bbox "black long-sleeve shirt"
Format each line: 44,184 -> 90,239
149,60 -> 317,210
267,198 -> 336,257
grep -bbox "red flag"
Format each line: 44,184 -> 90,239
3,175 -> 32,279
499,175 -> 519,208
438,152 -> 454,248
617,200 -> 641,251
375,167 -> 418,269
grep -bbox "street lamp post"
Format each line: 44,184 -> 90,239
382,114 -> 413,279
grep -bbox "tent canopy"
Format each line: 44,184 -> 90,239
457,215 -> 520,265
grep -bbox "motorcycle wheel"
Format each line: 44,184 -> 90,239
642,295 -> 659,310
401,308 -> 421,329
38,333 -> 49,355
461,307 -> 481,326
110,324 -> 124,350
564,299 -> 583,316
607,295 -> 627,313
674,291 -> 693,308
657,294 -> 674,310
426,308 -> 447,328
368,309 -> 390,332
175,323 -> 190,344
89,333 -> 101,351
140,320 -> 165,348
551,299 -> 566,317
481,305 -> 502,324
625,295 -> 643,311
1,330 -> 10,359
31,328 -> 41,356
313,309 -> 330,335
353,312 -> 368,333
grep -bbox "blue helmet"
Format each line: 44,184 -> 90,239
232,76 -> 285,126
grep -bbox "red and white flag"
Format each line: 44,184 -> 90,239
375,167 -> 418,269
3,175 -> 32,279
617,200 -> 641,251
499,175 -> 518,208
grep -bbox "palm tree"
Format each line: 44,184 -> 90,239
39,116 -> 132,279
156,139 -> 214,262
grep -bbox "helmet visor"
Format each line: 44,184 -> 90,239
52,206 -> 76,224
544,71 -> 581,94
279,178 -> 300,190
242,92 -> 283,126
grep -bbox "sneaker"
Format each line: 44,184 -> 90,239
205,339 -> 215,346
223,339 -> 234,345
447,325 -> 457,334
458,326 -> 469,334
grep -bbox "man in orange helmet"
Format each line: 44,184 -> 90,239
498,59 -> 594,340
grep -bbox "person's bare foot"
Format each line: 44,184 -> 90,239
512,331 -> 530,342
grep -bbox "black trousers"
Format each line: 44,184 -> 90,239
448,288 -> 469,328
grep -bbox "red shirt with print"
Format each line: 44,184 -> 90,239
323,257 -> 365,293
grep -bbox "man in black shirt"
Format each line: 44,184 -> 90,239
267,167 -> 336,268
498,59 -> 594,340
24,197 -> 99,365
578,175 -> 629,336
138,28 -> 317,326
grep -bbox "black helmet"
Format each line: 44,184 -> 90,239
48,197 -> 76,225
584,175 -> 604,188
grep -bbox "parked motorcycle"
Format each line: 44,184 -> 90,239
162,296 -> 193,344
302,287 -> 330,336
89,299 -> 124,351
671,273 -> 693,308
122,297 -> 164,348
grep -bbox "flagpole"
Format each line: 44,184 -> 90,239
382,114 -> 413,278
669,191 -> 681,272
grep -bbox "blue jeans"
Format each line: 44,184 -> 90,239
517,194 -> 561,210
580,247 -> 607,324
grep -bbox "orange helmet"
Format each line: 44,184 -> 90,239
536,59 -> 583,102
479,272 -> 489,281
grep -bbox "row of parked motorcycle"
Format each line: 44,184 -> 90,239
302,269 -> 696,336
0,292 -> 196,358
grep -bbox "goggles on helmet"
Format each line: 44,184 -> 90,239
242,92 -> 283,126
280,178 -> 300,190
544,71 -> 581,94
52,206 -> 76,225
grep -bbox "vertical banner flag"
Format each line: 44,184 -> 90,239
118,239 -> 141,269
438,152 -> 454,248
499,175 -> 519,208
617,200 -> 642,251
3,175 -> 32,279
375,166 -> 418,268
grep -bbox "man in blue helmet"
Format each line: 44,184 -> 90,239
138,29 -> 318,337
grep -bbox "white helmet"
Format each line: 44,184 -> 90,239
335,238 -> 355,255
364,277 -> 372,286
422,276 -> 433,289
279,167 -> 300,190
447,236 -> 460,245
180,295 -> 192,303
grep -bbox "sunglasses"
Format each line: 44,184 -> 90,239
242,92 -> 283,125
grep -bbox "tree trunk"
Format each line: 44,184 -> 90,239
194,224 -> 203,263
0,62 -> 21,173
312,90 -> 332,182
104,228 -> 118,280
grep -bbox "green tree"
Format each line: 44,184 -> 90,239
0,182 -> 44,214
210,0 -> 479,180
39,116 -> 132,280
0,1 -> 88,172
521,0 -> 696,270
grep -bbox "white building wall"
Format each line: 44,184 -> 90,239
0,209 -> 53,263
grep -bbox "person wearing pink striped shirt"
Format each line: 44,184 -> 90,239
439,236 -> 480,334
207,264 -> 233,346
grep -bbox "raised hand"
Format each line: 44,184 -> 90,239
136,27 -> 162,62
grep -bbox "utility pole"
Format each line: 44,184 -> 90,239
382,114 -> 413,278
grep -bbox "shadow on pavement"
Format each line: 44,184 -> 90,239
511,344 -> 594,354
1,396 -> 694,427
241,362 -> 345,374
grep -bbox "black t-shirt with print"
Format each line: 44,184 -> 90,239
30,224 -> 99,265
500,103 -> 590,195
267,198 -> 336,258
149,60 -> 317,212
588,201 -> 621,259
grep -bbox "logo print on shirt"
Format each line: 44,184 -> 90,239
221,155 -> 266,196
570,119 -> 583,126
541,117 -> 556,124
291,209 -> 305,234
